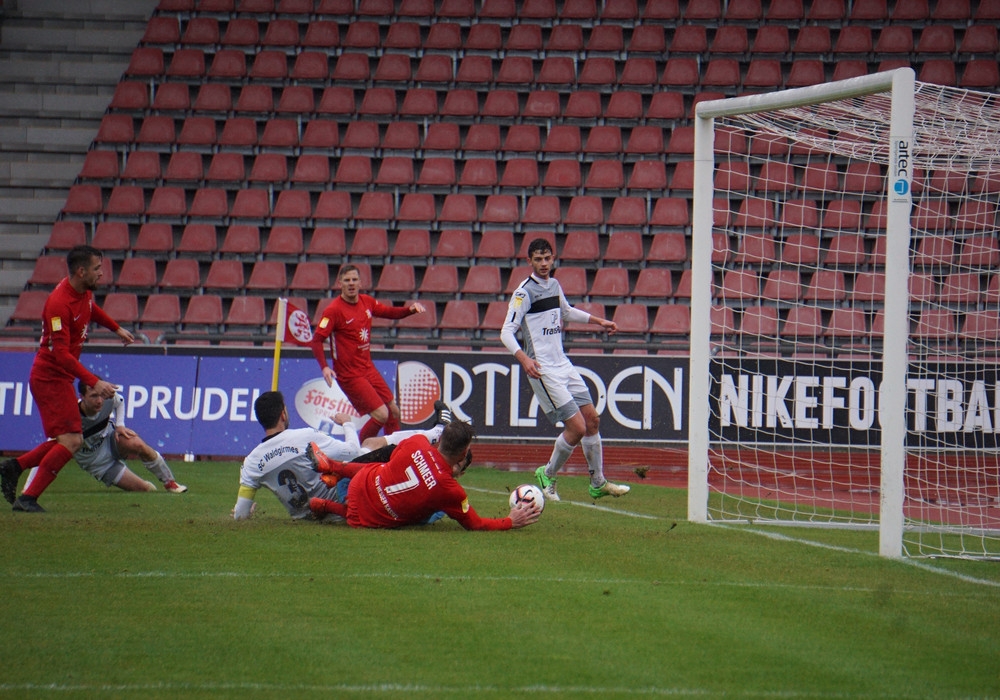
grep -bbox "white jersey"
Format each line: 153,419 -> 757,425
500,273 -> 591,371
239,428 -> 356,519
78,393 -> 125,455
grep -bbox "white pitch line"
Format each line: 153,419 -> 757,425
0,682 -> 975,698
716,523 -> 1000,589
3,569 -> 989,599
466,486 -> 664,520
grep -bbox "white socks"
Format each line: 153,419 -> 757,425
544,433 -> 576,478
143,452 -> 174,483
581,433 -> 605,487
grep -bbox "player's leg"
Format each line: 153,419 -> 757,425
118,432 -> 187,493
531,374 -> 582,502
15,432 -> 81,512
338,375 -> 389,442
15,376 -> 83,511
309,496 -> 346,518
578,403 -> 629,499
112,466 -> 157,492
361,399 -> 450,450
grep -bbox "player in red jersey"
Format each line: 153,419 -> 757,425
1,245 -> 135,512
309,264 -> 426,443
308,421 -> 541,531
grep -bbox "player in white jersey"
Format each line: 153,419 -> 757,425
24,380 -> 187,494
500,237 -> 630,502
233,391 -> 450,521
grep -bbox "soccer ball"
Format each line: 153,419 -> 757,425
509,484 -> 545,512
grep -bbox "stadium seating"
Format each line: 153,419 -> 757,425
14,0 -> 998,357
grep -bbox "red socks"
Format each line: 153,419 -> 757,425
16,440 -> 58,470
22,443 -> 72,498
358,417 -> 384,442
309,497 -> 346,518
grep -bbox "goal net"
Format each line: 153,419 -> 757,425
687,68 -> 1000,560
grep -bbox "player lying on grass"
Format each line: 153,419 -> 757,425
308,420 -> 542,531
22,380 -> 187,494
232,391 -> 451,521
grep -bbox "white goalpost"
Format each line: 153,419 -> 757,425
687,68 -> 1000,560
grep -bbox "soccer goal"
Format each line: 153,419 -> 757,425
687,68 -> 1000,560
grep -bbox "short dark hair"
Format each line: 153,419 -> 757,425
338,264 -> 359,280
527,237 -> 553,258
437,420 -> 475,463
77,378 -> 98,396
254,391 -> 286,430
67,245 -> 102,276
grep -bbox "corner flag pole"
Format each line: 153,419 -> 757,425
272,297 -> 287,392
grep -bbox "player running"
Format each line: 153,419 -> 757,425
500,237 -> 630,502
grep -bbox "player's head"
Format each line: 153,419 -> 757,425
254,391 -> 287,431
67,245 -> 104,291
438,420 -> 476,475
337,264 -> 362,302
77,378 -> 106,413
526,238 -> 554,279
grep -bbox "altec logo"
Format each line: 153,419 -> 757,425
891,138 -> 911,199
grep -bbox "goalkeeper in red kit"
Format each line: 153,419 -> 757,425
309,420 -> 541,531
308,263 -> 426,443
1,245 -> 135,512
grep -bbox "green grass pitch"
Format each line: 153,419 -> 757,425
2,460 -> 998,699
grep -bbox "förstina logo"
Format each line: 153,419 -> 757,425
890,137 -> 911,202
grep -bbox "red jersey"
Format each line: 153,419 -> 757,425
346,435 -> 512,531
33,278 -> 118,387
309,294 -> 412,379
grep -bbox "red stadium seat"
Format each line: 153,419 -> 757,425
28,255 -> 69,286
92,222 -> 130,255
376,263 -> 417,295
740,306 -> 778,337
140,294 -> 182,327
45,221 -> 87,251
249,154 -> 288,183
307,228 -> 346,258
560,231 -> 601,263
182,295 -> 224,327
590,267 -> 630,298
462,265 -> 503,297
160,258 -> 201,290
477,231 -> 516,262
633,268 -> 672,299
418,264 -> 460,295
226,296 -> 267,329
115,259 -> 159,291
230,189 -> 270,220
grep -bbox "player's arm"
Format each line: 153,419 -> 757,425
91,303 -> 134,345
233,484 -> 258,520
561,295 -> 616,334
308,305 -> 336,384
111,394 -> 137,440
372,298 -> 424,320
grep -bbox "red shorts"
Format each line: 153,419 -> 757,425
337,366 -> 393,416
29,369 -> 81,438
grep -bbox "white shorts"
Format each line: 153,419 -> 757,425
75,433 -> 128,487
527,362 -> 592,424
